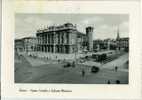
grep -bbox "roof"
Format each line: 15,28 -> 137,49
64,23 -> 74,26
15,39 -> 23,41
15,36 -> 37,40
77,31 -> 86,36
119,37 -> 129,40
37,23 -> 77,34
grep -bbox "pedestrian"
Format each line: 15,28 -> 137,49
72,61 -> 75,68
115,66 -> 118,72
116,80 -> 120,84
107,80 -> 111,84
82,69 -> 85,77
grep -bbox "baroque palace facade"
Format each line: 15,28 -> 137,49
36,23 -> 93,54
15,23 -> 94,56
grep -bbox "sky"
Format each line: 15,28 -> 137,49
15,14 -> 129,40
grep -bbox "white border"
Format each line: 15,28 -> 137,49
2,0 -> 142,99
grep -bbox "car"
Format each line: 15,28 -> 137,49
80,59 -> 85,63
63,62 -> 71,68
91,66 -> 100,73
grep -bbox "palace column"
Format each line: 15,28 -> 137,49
55,34 -> 58,53
42,34 -> 44,52
53,32 -> 56,53
51,33 -> 54,53
37,36 -> 39,52
63,32 -> 65,53
39,36 -> 40,51
49,34 -> 51,52
40,36 -> 42,52
46,34 -> 48,52
60,33 -> 62,44
68,33 -> 71,53
46,34 -> 47,52
60,33 -> 62,53
48,34 -> 50,52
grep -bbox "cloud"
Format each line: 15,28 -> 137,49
15,14 -> 129,40
75,17 -> 103,33
15,15 -> 54,39
119,21 -> 129,37
119,21 -> 129,31
23,16 -> 53,29
100,24 -> 110,29
80,17 -> 103,27
94,24 -> 117,40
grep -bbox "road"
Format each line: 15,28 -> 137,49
102,53 -> 128,71
15,54 -> 128,84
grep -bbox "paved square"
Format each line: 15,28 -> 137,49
15,53 -> 128,84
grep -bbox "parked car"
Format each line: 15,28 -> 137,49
91,66 -> 100,73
